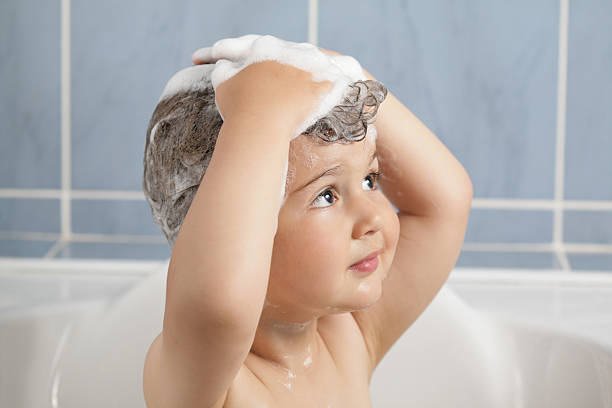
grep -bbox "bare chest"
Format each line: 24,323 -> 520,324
224,314 -> 373,408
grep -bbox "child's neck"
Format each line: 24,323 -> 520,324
250,311 -> 323,377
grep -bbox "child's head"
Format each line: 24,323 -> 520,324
143,64 -> 400,316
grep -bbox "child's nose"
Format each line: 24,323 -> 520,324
350,200 -> 384,239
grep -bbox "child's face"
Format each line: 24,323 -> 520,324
265,128 -> 401,320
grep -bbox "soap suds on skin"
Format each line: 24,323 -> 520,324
366,122 -> 378,144
264,298 -> 281,309
271,320 -> 314,332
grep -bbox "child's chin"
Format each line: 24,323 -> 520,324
356,296 -> 382,311
325,298 -> 380,314
352,286 -> 383,310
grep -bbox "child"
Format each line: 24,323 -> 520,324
142,36 -> 473,408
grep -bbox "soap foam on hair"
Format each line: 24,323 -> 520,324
158,64 -> 214,102
154,34 -> 373,232
192,34 -> 368,140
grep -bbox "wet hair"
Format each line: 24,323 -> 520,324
142,70 -> 387,249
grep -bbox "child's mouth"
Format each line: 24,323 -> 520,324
349,250 -> 381,275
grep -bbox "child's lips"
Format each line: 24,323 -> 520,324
349,249 -> 382,274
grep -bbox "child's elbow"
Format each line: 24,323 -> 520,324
446,174 -> 473,218
463,176 -> 474,205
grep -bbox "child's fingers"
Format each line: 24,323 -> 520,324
318,47 -> 342,57
192,34 -> 262,65
191,47 -> 215,64
317,47 -> 376,81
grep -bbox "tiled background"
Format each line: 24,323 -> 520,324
1,0 -> 611,272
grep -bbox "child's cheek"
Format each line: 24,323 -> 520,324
299,220 -> 346,273
380,205 -> 401,263
390,211 -> 401,249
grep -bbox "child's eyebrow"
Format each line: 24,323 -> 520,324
293,150 -> 378,193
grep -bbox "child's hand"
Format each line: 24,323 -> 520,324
214,60 -> 333,136
317,47 -> 377,82
191,35 -> 369,140
193,39 -> 376,82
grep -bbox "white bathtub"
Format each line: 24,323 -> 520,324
1,258 -> 611,407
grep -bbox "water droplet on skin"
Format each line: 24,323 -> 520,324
268,359 -> 297,390
279,369 -> 297,390
264,298 -> 281,308
306,153 -> 319,168
272,320 -> 312,332
366,125 -> 377,144
357,281 -> 371,292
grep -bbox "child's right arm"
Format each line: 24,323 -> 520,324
143,61 -> 332,408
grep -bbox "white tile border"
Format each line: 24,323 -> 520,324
0,189 -> 145,199
61,0 -> 72,244
554,0 -> 570,271
3,190 -> 612,209
1,258 -> 611,285
450,267 -> 612,287
308,0 -> 318,46
0,257 -> 168,277
1,232 -> 610,254
462,241 -> 612,255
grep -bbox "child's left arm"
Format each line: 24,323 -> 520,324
355,74 -> 473,375
319,49 -> 474,376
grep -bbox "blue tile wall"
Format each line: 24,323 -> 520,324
319,0 -> 559,200
564,210 -> 612,244
569,253 -> 612,272
0,0 -> 61,189
464,209 -> 554,243
70,0 -> 308,191
456,250 -> 562,270
1,0 -> 611,268
0,239 -> 56,257
0,198 -> 60,233
565,0 -> 612,201
57,242 -> 171,260
71,199 -> 162,236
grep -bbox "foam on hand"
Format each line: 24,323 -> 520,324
191,34 -> 369,140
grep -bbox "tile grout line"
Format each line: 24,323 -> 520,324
47,0 -> 71,260
60,0 -> 72,244
3,189 -> 612,210
3,231 -> 612,254
463,242 -> 612,254
0,189 -> 146,200
308,0 -> 318,46
554,0 -> 570,271
44,239 -> 68,259
0,231 -> 166,244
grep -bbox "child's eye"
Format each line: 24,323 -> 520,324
311,171 -> 382,208
364,171 -> 382,191
312,188 -> 336,208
